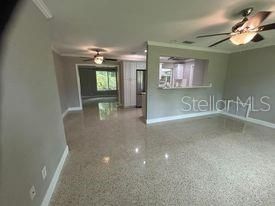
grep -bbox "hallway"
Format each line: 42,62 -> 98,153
51,101 -> 275,206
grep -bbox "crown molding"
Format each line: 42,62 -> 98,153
147,41 -> 230,54
32,0 -> 53,19
147,41 -> 275,54
228,43 -> 275,54
52,42 -> 275,60
51,46 -> 63,55
59,53 -> 146,62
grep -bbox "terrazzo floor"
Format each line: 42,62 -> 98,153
51,100 -> 275,206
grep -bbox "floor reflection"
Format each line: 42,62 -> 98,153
98,102 -> 118,120
82,96 -> 119,120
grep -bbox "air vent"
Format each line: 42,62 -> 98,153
182,41 -> 195,44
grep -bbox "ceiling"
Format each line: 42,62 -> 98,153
46,0 -> 275,60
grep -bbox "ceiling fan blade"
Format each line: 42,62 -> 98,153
197,32 -> 231,38
251,33 -> 264,42
241,11 -> 271,30
104,58 -> 117,61
209,37 -> 230,47
258,23 -> 275,31
82,58 -> 93,62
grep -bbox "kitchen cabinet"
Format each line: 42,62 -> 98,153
122,61 -> 146,107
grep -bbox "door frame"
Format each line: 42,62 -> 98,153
75,63 -> 120,108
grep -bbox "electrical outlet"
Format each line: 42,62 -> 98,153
29,185 -> 36,200
42,166 -> 47,180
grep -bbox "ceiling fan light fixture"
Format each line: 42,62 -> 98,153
94,54 -> 104,64
230,32 -> 257,45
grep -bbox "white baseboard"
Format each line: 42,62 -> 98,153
41,145 -> 69,206
146,111 -> 219,124
61,109 -> 69,119
146,110 -> 275,129
62,107 -> 82,119
221,112 -> 275,129
68,107 -> 82,112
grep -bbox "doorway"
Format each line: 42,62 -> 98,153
76,64 -> 120,107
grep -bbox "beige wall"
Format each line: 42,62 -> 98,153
0,1 -> 67,205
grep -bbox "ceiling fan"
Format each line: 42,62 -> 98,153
81,48 -> 117,64
197,8 -> 275,47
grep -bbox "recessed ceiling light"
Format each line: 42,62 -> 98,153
144,49 -> 147,53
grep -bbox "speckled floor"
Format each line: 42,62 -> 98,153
51,100 -> 275,206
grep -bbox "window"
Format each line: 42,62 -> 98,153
96,71 -> 117,91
